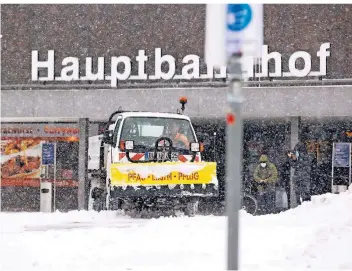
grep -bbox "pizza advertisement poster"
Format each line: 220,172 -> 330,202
1,138 -> 43,186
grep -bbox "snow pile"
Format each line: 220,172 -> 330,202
241,186 -> 352,270
0,210 -> 126,233
1,189 -> 352,270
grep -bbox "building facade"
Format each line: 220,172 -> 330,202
1,4 -> 352,211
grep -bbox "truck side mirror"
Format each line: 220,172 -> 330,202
102,130 -> 114,145
197,132 -> 211,146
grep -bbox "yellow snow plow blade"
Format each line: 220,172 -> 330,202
110,162 -> 217,186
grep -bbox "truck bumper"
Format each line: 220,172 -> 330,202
110,183 -> 218,199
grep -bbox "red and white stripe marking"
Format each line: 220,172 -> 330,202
178,154 -> 200,162
119,152 -> 145,161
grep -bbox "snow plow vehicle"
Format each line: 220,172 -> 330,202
87,97 -> 219,217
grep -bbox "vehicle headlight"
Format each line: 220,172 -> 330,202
190,142 -> 200,152
125,140 -> 134,150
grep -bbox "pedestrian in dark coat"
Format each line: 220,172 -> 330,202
279,159 -> 291,208
287,142 -> 313,205
253,154 -> 279,214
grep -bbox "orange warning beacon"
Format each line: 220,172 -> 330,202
179,96 -> 187,113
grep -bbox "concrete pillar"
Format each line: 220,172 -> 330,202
89,123 -> 100,137
290,116 -> 301,208
78,118 -> 89,210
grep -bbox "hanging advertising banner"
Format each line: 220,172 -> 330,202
204,4 -> 227,69
333,143 -> 351,168
1,123 -> 80,139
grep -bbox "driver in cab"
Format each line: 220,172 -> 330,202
164,121 -> 190,149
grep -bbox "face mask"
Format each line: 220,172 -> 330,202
260,163 -> 266,168
295,151 -> 299,158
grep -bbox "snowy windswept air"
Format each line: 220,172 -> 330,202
1,3 -> 351,271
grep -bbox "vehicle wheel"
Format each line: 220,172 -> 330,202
93,198 -> 104,212
184,198 -> 199,217
127,208 -> 142,218
109,198 -> 123,210
92,191 -> 107,212
139,208 -> 154,219
242,194 -> 258,215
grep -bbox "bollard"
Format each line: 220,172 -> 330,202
40,181 -> 52,213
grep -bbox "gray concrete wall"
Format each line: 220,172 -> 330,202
2,85 -> 352,120
2,4 -> 352,85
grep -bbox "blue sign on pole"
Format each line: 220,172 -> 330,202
225,3 -> 263,60
227,4 -> 252,32
334,143 -> 351,168
42,143 -> 55,165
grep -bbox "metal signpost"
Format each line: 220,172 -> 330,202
205,4 -> 263,270
226,54 -> 244,270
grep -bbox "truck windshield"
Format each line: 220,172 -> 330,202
120,117 -> 196,150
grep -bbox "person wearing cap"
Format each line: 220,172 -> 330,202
253,154 -> 279,214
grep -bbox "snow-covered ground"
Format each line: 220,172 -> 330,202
2,188 -> 352,271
